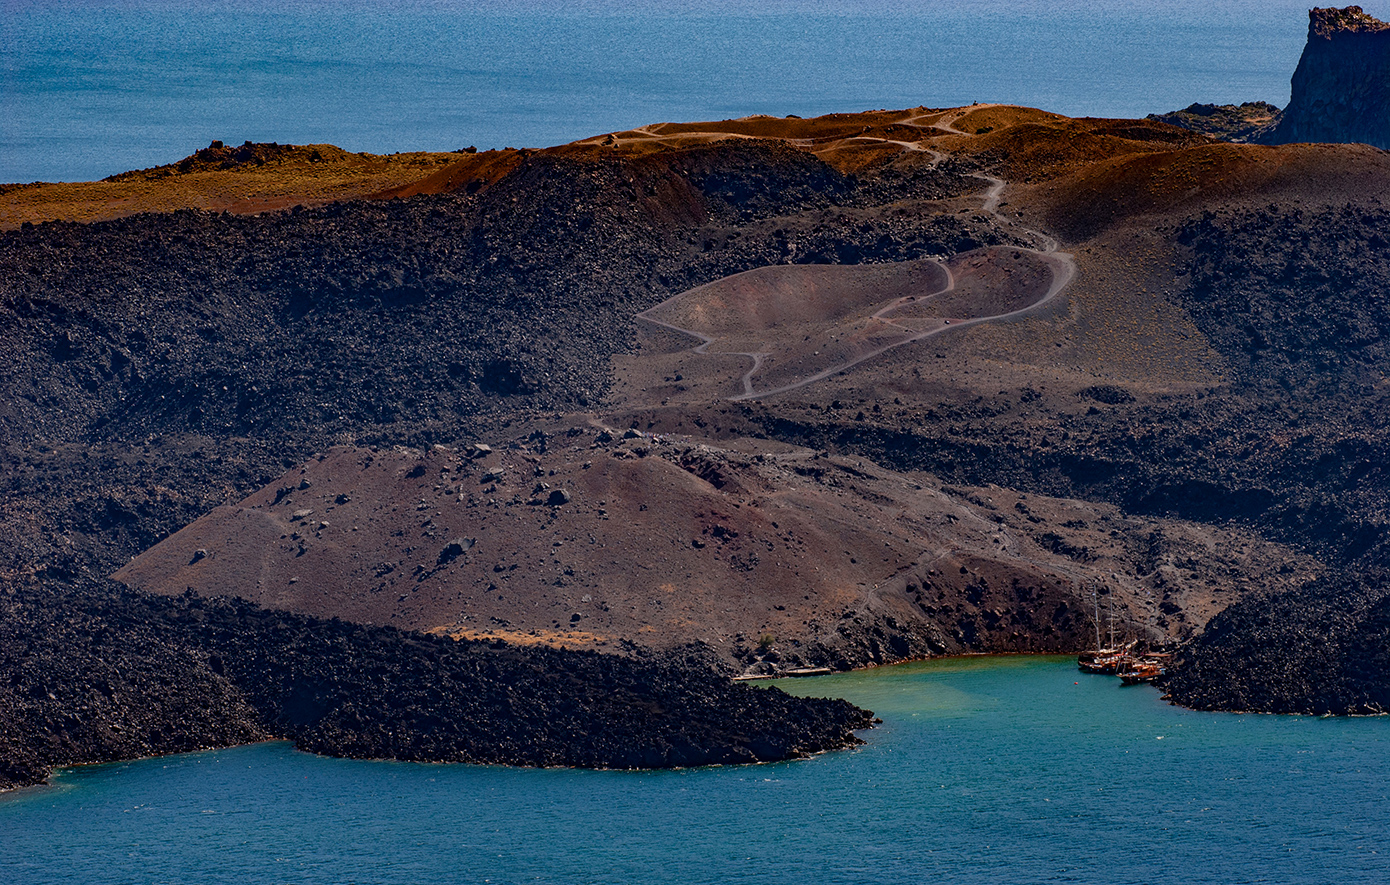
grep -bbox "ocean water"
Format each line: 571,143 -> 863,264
5,0 -> 1388,183
2,656 -> 1387,885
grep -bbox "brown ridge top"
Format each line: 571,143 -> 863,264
1,142 -> 462,229
0,104 -> 1215,229
8,101 -> 1387,239
1033,140 -> 1390,240
368,147 -> 531,200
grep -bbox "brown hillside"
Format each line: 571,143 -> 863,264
369,148 -> 531,200
1036,141 -> 1390,239
115,433 -> 1311,670
1,142 -> 461,229
963,119 -> 1211,182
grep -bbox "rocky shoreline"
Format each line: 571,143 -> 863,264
1164,569 -> 1390,715
1,576 -> 874,791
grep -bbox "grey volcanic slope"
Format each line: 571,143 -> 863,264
115,435 -> 1316,669
758,202 -> 1390,565
1,135 -> 996,789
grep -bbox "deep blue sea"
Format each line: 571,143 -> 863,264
2,657 -> 1387,885
6,0 -> 1390,183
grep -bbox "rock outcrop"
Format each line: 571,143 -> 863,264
1266,7 -> 1390,149
1164,569 -> 1390,715
1146,102 -> 1281,143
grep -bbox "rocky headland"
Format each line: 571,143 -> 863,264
1267,6 -> 1390,149
1152,7 -> 1390,152
2,575 -> 872,790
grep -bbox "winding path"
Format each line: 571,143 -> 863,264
635,105 -> 1076,401
634,308 -> 771,400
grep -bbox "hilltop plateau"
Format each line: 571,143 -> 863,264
5,90 -> 1390,786
0,142 -> 463,229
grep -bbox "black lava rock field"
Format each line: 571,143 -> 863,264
1165,569 -> 1390,714
1,577 -> 873,791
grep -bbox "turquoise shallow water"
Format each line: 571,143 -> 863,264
2,656 -> 1387,884
5,0 -> 1388,182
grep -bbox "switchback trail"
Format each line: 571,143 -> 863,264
635,105 -> 1075,402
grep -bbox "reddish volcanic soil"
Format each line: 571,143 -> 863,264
116,427 -> 1316,671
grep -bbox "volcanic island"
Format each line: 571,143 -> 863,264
3,7 -> 1389,790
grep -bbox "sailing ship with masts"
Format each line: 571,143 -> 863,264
1075,585 -> 1168,682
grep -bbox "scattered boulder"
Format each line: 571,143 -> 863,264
437,537 -> 476,565
547,488 -> 572,506
1079,385 -> 1135,405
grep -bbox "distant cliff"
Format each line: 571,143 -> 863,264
1267,6 -> 1390,149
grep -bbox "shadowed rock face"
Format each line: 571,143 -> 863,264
1269,6 -> 1390,149
1164,569 -> 1390,715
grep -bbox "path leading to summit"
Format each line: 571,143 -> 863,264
635,106 -> 1076,402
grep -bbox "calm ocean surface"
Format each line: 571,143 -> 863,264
2,656 -> 1387,885
6,0 -> 1390,183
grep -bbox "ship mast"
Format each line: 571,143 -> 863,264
1091,584 -> 1103,651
